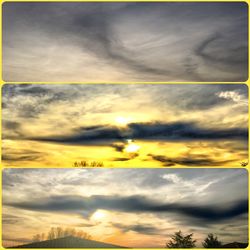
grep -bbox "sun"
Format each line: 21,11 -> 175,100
125,139 -> 140,153
115,116 -> 131,126
91,210 -> 106,221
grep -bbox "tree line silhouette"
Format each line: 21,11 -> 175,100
30,228 -> 245,248
166,231 -> 224,248
32,227 -> 92,242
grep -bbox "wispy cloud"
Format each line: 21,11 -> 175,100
2,168 -> 248,247
3,2 -> 248,82
2,84 -> 248,167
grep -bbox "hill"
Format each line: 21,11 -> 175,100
12,236 -> 127,248
222,242 -> 248,248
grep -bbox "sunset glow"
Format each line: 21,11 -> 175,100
2,84 -> 248,167
2,168 -> 248,248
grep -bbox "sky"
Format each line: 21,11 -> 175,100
2,168 -> 248,248
2,84 -> 248,168
2,2 -> 248,82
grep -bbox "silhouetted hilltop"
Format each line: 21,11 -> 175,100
222,242 -> 248,248
12,236 -> 127,248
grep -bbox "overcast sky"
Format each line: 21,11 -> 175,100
2,2 -> 248,82
2,84 -> 248,167
2,168 -> 248,248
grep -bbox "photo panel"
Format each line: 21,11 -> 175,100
2,84 -> 248,168
2,1 -> 248,82
2,168 -> 248,248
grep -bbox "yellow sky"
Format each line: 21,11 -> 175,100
2,84 -> 248,167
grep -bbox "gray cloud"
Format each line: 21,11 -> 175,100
112,223 -> 161,235
5,194 -> 248,223
157,84 -> 248,111
2,149 -> 44,163
148,154 -> 234,167
3,2 -> 248,81
29,121 -> 248,145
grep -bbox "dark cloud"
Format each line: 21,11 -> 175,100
112,223 -> 161,235
2,84 -> 72,119
111,143 -> 126,152
128,122 -> 248,141
112,153 -> 139,162
5,194 -> 248,223
2,154 -> 41,162
2,149 -> 44,163
112,157 -> 132,162
17,86 -> 51,96
2,120 -> 21,130
2,214 -> 24,225
29,122 -> 248,145
2,120 -> 23,139
195,33 -> 248,65
148,154 -> 234,167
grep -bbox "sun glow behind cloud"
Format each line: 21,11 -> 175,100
2,168 -> 248,248
91,210 -> 107,222
2,84 -> 248,167
115,116 -> 131,126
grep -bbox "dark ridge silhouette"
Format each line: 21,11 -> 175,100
221,242 -> 248,248
10,236 -> 127,248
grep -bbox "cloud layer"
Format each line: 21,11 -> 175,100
30,121 -> 248,144
2,168 -> 248,247
3,2 -> 248,82
6,194 -> 248,223
2,84 -> 248,167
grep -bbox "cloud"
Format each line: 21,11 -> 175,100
112,156 -> 138,162
2,149 -> 44,163
195,33 -> 248,66
2,214 -> 24,225
5,194 -> 248,223
216,91 -> 248,105
148,154 -> 234,167
2,154 -> 42,163
162,84 -> 248,111
2,120 -> 23,139
3,2 -> 248,81
112,223 -> 161,235
29,121 -> 248,146
2,84 -> 73,119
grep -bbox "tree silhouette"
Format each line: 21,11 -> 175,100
203,233 -> 222,248
166,231 -> 196,248
46,227 -> 92,240
32,227 -> 91,242
32,234 -> 41,242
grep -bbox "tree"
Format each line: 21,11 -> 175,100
203,233 -> 222,248
47,227 -> 56,240
166,231 -> 196,248
75,230 -> 92,240
32,227 -> 92,243
40,233 -> 46,241
32,234 -> 41,242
